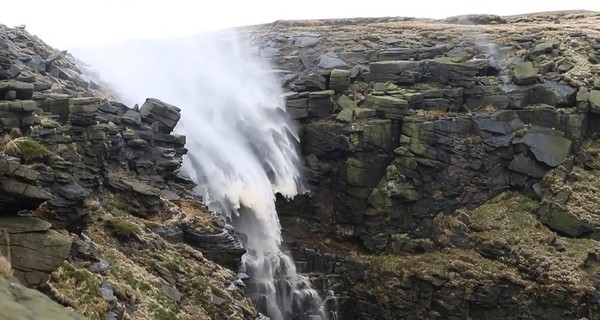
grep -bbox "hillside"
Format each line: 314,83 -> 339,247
1,9 -> 600,320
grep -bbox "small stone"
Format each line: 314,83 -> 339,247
594,76 -> 600,89
90,259 -> 111,273
162,284 -> 183,303
100,282 -> 117,302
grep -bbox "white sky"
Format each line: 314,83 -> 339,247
1,0 -> 599,49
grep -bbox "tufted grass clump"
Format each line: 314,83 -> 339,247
0,230 -> 12,278
3,136 -> 51,162
105,216 -> 141,237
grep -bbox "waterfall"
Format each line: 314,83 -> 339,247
72,30 -> 325,319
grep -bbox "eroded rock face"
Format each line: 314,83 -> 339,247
251,10 -> 600,320
0,23 -> 254,320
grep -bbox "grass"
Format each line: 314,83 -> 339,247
105,216 -> 141,237
3,136 -> 51,162
48,262 -> 107,320
468,192 -> 600,292
0,230 -> 11,278
0,256 -> 11,278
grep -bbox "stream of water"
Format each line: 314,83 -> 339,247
74,30 -> 326,320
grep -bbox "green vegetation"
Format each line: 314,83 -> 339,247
105,216 -> 141,237
48,262 -> 107,320
3,137 -> 51,162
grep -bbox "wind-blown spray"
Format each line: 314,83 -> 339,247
73,30 -> 325,319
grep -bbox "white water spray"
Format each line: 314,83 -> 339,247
72,30 -> 325,319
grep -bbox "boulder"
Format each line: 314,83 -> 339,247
516,130 -> 572,167
0,277 -> 85,320
0,216 -> 72,287
182,225 -> 245,270
0,158 -> 52,214
425,57 -> 486,87
590,90 -> 600,112
512,62 -> 537,85
139,98 -> 181,133
364,94 -> 410,119
329,69 -> 351,92
318,52 -> 348,70
0,80 -> 34,99
308,90 -> 334,118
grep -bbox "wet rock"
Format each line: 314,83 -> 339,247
183,226 -> 246,270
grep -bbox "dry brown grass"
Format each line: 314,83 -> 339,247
0,257 -> 11,278
0,230 -> 12,278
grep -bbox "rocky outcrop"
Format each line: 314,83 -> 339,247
0,216 -> 71,287
0,23 -> 254,320
250,10 -> 600,320
0,276 -> 85,320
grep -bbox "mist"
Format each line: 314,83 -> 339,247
72,30 -> 326,319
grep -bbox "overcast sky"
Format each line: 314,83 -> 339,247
1,0 -> 599,48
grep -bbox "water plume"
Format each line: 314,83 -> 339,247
72,30 -> 324,319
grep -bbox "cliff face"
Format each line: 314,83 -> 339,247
0,24 -> 254,319
2,10 -> 600,320
244,11 -> 600,319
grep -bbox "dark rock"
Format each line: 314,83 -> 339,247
308,90 -> 334,118
508,154 -> 548,178
139,98 -> 181,134
516,130 -> 572,167
318,52 -> 348,70
379,45 -> 445,61
425,57 -> 486,87
183,226 -> 246,270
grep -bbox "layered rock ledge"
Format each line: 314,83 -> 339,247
246,10 -> 600,319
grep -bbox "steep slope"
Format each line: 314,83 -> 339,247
0,24 -> 256,319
